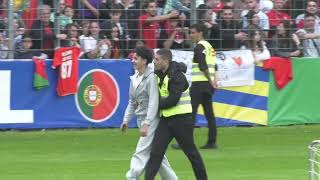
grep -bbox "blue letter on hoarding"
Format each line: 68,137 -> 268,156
0,71 -> 34,124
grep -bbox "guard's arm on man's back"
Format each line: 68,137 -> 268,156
159,72 -> 188,109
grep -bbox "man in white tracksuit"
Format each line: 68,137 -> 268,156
121,47 -> 178,180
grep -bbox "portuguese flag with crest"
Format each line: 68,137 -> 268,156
77,70 -> 119,122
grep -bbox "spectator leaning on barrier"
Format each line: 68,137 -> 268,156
296,0 -> 320,31
79,20 -> 90,45
267,0 -> 292,28
14,34 -> 48,59
205,0 -> 225,24
139,0 -> 179,49
61,23 -> 80,48
242,10 -> 269,38
100,3 -> 130,56
100,4 -> 129,40
106,24 -> 126,59
29,5 -> 56,59
241,27 -> 271,63
268,20 -> 302,58
80,21 -> 111,59
212,6 -> 245,50
159,14 -> 191,49
296,13 -> 320,57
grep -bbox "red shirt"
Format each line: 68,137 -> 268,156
267,10 -> 291,27
212,2 -> 224,13
52,47 -> 81,96
43,24 -> 54,50
139,14 -> 160,49
263,57 -> 293,89
65,0 -> 73,6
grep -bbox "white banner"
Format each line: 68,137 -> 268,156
216,50 -> 255,87
153,49 -> 255,87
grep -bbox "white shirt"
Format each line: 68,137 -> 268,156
241,10 -> 270,30
259,0 -> 273,13
79,36 -> 109,58
132,71 -> 144,91
296,14 -> 320,33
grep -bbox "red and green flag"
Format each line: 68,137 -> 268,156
33,58 -> 49,90
268,58 -> 320,125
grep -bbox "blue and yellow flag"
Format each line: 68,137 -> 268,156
197,63 -> 269,126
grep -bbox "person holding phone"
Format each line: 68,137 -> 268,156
120,47 -> 177,180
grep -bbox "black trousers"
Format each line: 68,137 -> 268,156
190,82 -> 217,145
145,114 -> 208,180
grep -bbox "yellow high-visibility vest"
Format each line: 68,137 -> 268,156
158,75 -> 192,117
192,40 -> 216,82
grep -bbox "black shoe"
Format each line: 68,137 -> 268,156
200,144 -> 218,149
171,144 -> 181,150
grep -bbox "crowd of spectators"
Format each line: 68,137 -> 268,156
0,0 -> 320,60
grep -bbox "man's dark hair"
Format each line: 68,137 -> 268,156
190,23 -> 205,33
307,0 -> 318,5
222,6 -> 233,11
305,12 -> 316,19
144,0 -> 156,9
197,4 -> 210,21
22,33 -> 32,41
109,4 -> 124,15
135,47 -> 153,64
156,48 -> 172,62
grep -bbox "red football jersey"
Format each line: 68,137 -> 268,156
263,57 -> 293,89
53,47 -> 81,96
139,14 -> 160,49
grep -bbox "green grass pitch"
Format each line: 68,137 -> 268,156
0,125 -> 319,180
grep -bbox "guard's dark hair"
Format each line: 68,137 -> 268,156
156,48 -> 172,62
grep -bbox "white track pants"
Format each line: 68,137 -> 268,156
126,119 -> 178,180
